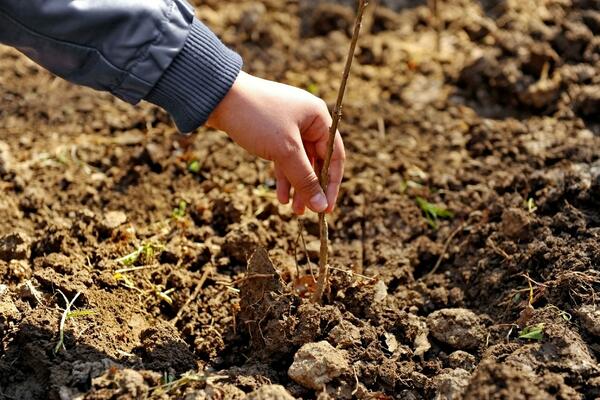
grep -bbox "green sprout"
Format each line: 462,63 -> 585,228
153,285 -> 176,305
116,242 -> 162,266
188,160 -> 201,174
518,323 -> 544,340
172,200 -> 187,220
415,196 -> 454,229
526,198 -> 537,213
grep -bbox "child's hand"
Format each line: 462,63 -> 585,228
207,71 -> 345,215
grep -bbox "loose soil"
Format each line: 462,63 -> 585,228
1,0 -> 599,399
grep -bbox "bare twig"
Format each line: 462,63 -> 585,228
427,223 -> 465,277
293,219 -> 316,280
171,267 -> 212,325
312,0 -> 369,304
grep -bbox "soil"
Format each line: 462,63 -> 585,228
1,0 -> 599,399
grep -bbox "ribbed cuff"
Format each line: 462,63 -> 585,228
144,18 -> 243,133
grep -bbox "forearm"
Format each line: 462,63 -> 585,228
0,0 -> 242,132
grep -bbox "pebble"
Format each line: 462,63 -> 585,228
500,208 -> 531,240
288,341 -> 350,390
100,211 -> 128,231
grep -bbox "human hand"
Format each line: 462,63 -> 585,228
207,71 -> 345,215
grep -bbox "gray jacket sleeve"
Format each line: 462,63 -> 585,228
0,0 -> 243,132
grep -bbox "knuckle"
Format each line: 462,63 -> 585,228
298,171 -> 320,193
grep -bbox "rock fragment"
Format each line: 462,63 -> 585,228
288,341 -> 350,390
99,211 -> 127,232
500,208 -> 531,240
427,308 -> 485,350
0,232 -> 31,261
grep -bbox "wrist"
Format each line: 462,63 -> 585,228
145,18 -> 243,133
207,71 -> 250,131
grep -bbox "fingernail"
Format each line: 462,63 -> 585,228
309,193 -> 328,212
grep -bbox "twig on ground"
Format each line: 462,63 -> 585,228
329,265 -> 377,281
293,218 -> 316,280
313,0 -> 369,304
427,223 -> 465,277
172,267 -> 212,325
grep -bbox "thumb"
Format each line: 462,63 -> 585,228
278,140 -> 328,213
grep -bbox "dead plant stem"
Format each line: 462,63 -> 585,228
312,0 -> 369,303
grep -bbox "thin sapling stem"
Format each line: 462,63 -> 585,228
312,0 -> 369,303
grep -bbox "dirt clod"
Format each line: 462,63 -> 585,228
576,305 -> 600,337
432,368 -> 471,400
245,384 -> 295,400
448,351 -> 476,371
427,308 -> 485,350
288,341 -> 350,390
0,232 -> 31,261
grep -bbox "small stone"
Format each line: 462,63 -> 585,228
288,341 -> 350,390
100,211 -> 127,231
427,308 -> 485,350
448,351 -> 476,371
328,321 -> 361,348
0,232 -> 31,261
433,368 -> 471,400
576,305 -> 600,336
500,208 -> 531,240
245,384 -> 295,400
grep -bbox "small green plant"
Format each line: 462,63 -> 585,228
415,196 -> 454,229
187,160 -> 201,173
518,323 -> 544,340
526,198 -> 537,213
115,242 -> 162,266
172,200 -> 187,220
153,285 -> 176,305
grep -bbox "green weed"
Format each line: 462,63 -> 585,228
415,196 -> 454,229
518,323 -> 544,340
188,160 -> 201,173
172,200 -> 187,220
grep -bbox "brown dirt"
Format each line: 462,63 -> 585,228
1,0 -> 599,399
